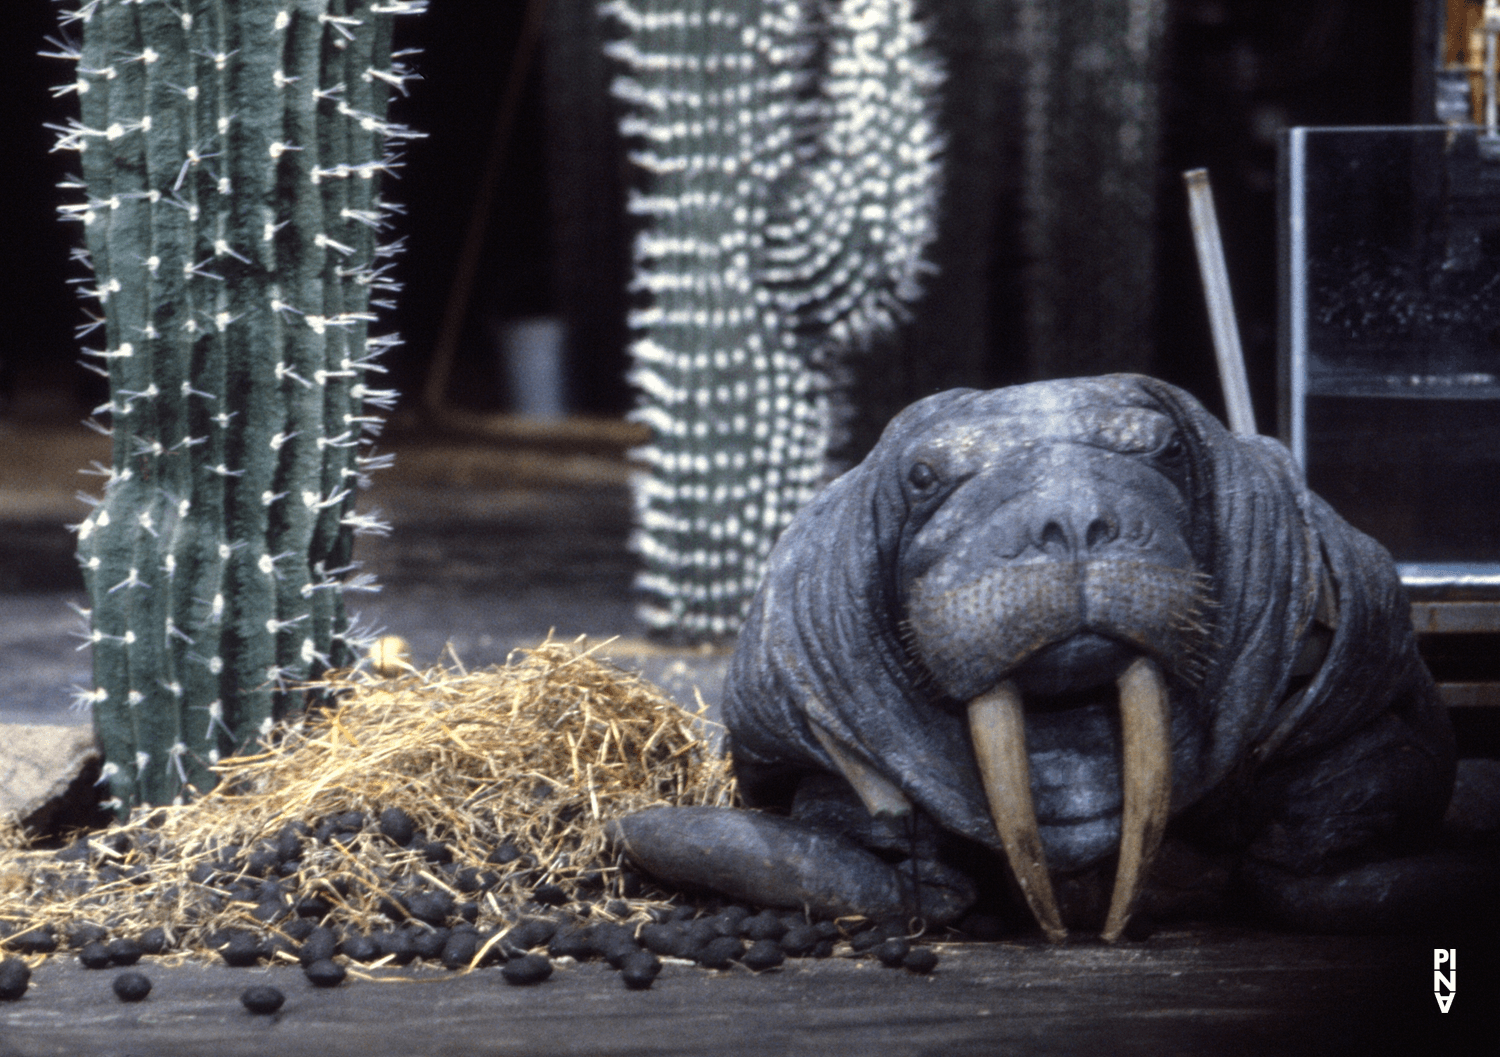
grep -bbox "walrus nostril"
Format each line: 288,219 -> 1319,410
1085,516 -> 1119,549
1039,521 -> 1069,552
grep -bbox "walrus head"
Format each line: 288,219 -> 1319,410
724,375 -> 1386,943
893,388 -> 1213,940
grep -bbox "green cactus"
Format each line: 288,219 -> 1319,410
603,0 -> 943,641
48,0 -> 424,812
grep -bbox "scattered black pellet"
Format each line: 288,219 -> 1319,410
251,900 -> 286,924
619,950 -> 661,990
0,958 -> 30,1000
694,935 -> 745,970
56,839 -> 90,863
680,920 -> 721,956
668,905 -> 697,923
138,928 -> 169,955
409,926 -> 450,962
8,926 -> 57,955
741,940 -> 785,972
300,927 -> 339,966
373,929 -> 416,965
313,820 -> 339,844
502,918 -> 558,955
217,930 -> 263,967
275,822 -> 306,862
79,941 -> 112,969
340,933 -> 381,963
404,890 -> 454,926
105,938 -> 143,966
547,926 -> 593,961
112,971 -> 152,1002
188,863 -> 217,886
720,906 -> 752,930
849,930 -> 885,953
278,860 -> 303,878
811,938 -> 836,959
874,937 -> 910,967
779,924 -> 818,957
282,918 -> 316,942
241,985 -> 285,1014
453,867 -> 483,894
487,842 -> 521,865
245,846 -> 281,877
456,901 -> 480,923
304,958 -> 347,987
576,870 -> 605,891
67,923 -> 108,949
706,912 -> 741,938
294,893 -> 333,919
377,806 -> 417,845
422,841 -> 454,865
811,921 -> 839,941
227,885 -> 258,905
334,811 -> 366,833
603,938 -> 643,969
500,953 -> 552,986
531,883 -> 567,907
638,922 -> 688,958
741,911 -> 787,942
440,930 -> 479,970
331,831 -> 361,848
903,947 -> 939,974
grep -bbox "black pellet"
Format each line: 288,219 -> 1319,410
719,906 -> 752,930
340,934 -> 381,963
331,831 -> 360,848
453,867 -> 483,894
245,846 -> 281,877
304,958 -> 347,987
422,841 -> 454,865
300,927 -> 338,966
741,911 -> 787,942
278,860 -> 303,878
667,904 -> 697,923
456,901 -> 480,923
779,924 -> 819,957
274,822 -> 306,862
619,950 -> 661,990
56,839 -> 90,863
694,936 -> 745,970
811,938 -> 836,959
378,806 -> 416,845
294,893 -> 332,919
282,918 -> 316,942
706,912 -> 741,937
8,926 -> 57,955
502,918 -> 558,955
441,930 -> 479,970
251,900 -> 286,925
0,958 -> 30,1000
811,920 -> 840,941
78,942 -> 112,969
500,953 -> 552,986
638,922 -> 688,958
138,927 -> 169,955
216,930 -> 262,967
112,971 -> 151,1002
240,985 -> 285,1014
374,929 -> 416,965
603,938 -> 643,970
410,926 -> 450,961
105,938 -> 143,966
531,883 -> 567,907
547,926 -> 593,961
903,947 -> 939,974
849,929 -> 887,953
188,863 -> 217,886
334,810 -> 365,833
487,842 -> 521,865
404,890 -> 454,926
875,937 -> 911,967
680,920 -> 721,956
741,940 -> 786,972
67,923 -> 108,949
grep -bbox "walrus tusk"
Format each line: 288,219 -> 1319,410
1101,656 -> 1171,942
969,683 -> 1067,942
810,720 -> 913,819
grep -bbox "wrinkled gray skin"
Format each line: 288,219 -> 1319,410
613,376 -> 1490,933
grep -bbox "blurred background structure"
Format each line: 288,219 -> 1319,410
0,0 -> 1496,756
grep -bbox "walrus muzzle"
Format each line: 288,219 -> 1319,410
908,560 -> 1208,942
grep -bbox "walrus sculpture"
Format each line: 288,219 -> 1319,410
611,375 -> 1495,939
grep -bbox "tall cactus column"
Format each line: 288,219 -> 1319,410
604,0 -> 944,641
50,0 -> 423,811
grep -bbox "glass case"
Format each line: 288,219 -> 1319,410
1280,125 -> 1500,586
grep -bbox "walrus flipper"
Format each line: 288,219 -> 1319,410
608,806 -> 976,924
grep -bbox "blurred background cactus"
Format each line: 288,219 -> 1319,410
50,0 -> 424,811
604,0 -> 944,641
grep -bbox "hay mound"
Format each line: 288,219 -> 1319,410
0,638 -> 733,957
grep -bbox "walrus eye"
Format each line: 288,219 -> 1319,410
908,461 -> 939,490
1154,434 -> 1186,463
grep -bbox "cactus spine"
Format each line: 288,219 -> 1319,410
49,0 -> 424,811
604,0 -> 943,641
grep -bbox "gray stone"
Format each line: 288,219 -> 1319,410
0,722 -> 101,834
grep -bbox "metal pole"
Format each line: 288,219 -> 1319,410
1183,168 -> 1256,436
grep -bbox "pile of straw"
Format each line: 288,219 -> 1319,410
0,638 -> 734,957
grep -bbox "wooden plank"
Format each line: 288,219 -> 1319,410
1411,601 -> 1500,634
